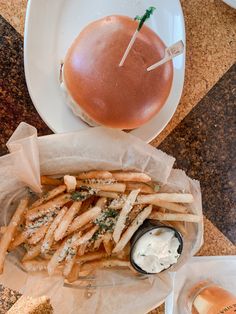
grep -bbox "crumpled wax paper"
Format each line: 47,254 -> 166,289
0,122 -> 203,314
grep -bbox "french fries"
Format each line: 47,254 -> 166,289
0,170 -> 200,280
67,206 -> 102,235
47,238 -> 71,275
41,176 -> 62,186
95,197 -> 107,209
126,182 -> 154,194
77,244 -> 87,256
137,193 -> 194,204
71,226 -> 99,248
80,258 -> 131,272
103,233 -> 113,255
26,194 -> 71,221
30,185 -> 66,209
150,212 -> 201,223
9,231 -> 29,250
79,222 -> 93,233
109,196 -> 127,210
23,260 -> 48,272
155,201 -> 187,213
77,171 -> 113,180
93,238 -> 103,250
54,201 -> 81,241
76,251 -> 108,263
63,254 -> 77,277
113,205 -> 152,253
41,206 -> 67,254
113,189 -> 140,243
112,172 -> 151,182
109,195 -> 191,211
97,191 -> 119,199
126,204 -> 144,225
48,226 -> 98,276
77,181 -> 126,193
80,197 -> 95,213
0,226 -> 7,235
0,198 -> 28,273
66,263 -> 81,283
28,224 -> 49,245
22,242 -> 42,262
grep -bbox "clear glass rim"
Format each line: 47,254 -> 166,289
186,280 -> 216,312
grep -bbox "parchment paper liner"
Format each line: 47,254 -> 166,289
0,123 -> 203,314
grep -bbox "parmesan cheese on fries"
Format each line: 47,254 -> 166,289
0,171 -> 201,282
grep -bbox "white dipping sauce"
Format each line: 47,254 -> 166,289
132,228 -> 180,273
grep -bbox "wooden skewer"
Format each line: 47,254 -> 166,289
119,30 -> 139,67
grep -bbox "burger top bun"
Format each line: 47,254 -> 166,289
63,15 -> 173,129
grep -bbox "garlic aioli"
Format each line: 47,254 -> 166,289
132,228 -> 180,273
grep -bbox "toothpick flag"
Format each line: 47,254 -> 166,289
147,40 -> 184,72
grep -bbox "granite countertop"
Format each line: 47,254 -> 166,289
0,285 -> 21,313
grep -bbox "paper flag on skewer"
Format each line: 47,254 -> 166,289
147,40 -> 184,72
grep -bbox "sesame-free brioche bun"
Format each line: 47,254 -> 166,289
63,15 -> 173,129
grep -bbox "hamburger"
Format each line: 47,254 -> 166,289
61,15 -> 173,129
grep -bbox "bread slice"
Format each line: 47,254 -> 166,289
6,295 -> 53,314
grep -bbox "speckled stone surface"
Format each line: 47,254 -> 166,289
152,0 -> 236,146
0,0 -> 26,36
198,217 -> 236,256
159,63 -> 236,243
0,284 -> 21,313
0,15 -> 51,156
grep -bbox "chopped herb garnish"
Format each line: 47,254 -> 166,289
135,6 -> 156,31
126,218 -> 131,225
94,208 -> 119,233
97,222 -> 110,231
71,186 -> 96,201
154,184 -> 161,192
104,209 -> 119,219
42,191 -> 49,199
23,243 -> 30,251
45,248 -> 56,256
52,211 -> 58,218
67,246 -> 77,257
91,231 -> 99,241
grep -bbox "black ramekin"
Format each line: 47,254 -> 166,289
130,219 -> 183,275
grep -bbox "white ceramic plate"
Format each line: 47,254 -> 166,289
24,0 -> 185,143
222,0 -> 236,9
